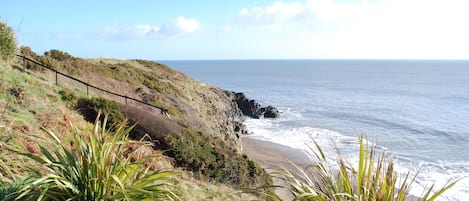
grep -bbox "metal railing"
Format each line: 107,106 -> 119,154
16,54 -> 169,115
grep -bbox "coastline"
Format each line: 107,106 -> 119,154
240,136 -> 310,200
241,136 -> 423,201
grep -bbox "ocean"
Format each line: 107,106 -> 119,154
163,60 -> 469,200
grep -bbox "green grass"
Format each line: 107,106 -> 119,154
275,137 -> 458,201
6,115 -> 179,201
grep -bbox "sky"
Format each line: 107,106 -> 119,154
1,0 -> 469,60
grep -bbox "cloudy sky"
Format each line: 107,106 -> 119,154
2,0 -> 469,60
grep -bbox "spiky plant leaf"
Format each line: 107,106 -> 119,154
275,136 -> 458,201
9,113 -> 179,201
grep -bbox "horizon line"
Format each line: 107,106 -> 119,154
155,58 -> 469,62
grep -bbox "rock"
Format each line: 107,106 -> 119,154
262,105 -> 280,118
225,91 -> 280,119
234,121 -> 248,136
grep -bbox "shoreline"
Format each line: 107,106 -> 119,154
241,136 -> 423,201
241,136 -> 310,168
240,136 -> 311,200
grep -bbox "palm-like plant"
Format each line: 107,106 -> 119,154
7,115 -> 179,201
276,137 -> 458,201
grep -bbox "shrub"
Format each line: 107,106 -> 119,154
77,97 -> 125,129
6,116 -> 179,200
19,46 -> 37,59
44,49 -> 73,61
277,137 -> 458,201
0,21 -> 17,62
19,46 -> 42,71
166,130 -> 272,189
59,89 -> 78,105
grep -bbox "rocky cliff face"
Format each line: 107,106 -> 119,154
225,91 -> 280,119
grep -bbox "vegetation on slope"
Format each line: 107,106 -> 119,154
16,47 -> 272,191
0,57 -> 265,200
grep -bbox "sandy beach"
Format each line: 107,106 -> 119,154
241,136 -> 311,200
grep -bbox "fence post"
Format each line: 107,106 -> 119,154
23,55 -> 26,71
55,71 -> 58,85
86,83 -> 89,96
125,96 -> 128,104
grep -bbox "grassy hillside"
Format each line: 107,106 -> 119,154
0,52 -> 270,199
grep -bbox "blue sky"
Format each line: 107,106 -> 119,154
2,0 -> 469,60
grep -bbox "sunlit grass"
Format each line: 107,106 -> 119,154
275,137 -> 458,201
5,115 -> 179,201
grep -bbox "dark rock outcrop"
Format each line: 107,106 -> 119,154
261,106 -> 279,118
225,91 -> 280,119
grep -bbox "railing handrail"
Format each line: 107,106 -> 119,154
16,54 -> 169,116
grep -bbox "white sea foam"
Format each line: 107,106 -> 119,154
244,111 -> 469,200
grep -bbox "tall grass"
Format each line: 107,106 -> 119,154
5,114 -> 179,201
276,137 -> 458,201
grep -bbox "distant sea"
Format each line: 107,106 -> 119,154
163,60 -> 469,200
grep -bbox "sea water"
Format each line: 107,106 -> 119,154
164,60 -> 469,200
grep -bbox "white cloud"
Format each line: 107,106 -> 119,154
96,24 -> 160,40
159,16 -> 200,36
96,16 -> 200,40
234,0 -> 469,59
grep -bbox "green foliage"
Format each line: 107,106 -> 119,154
44,49 -> 73,61
0,21 -> 17,62
0,180 -> 31,200
77,97 -> 125,129
0,185 -> 19,200
6,117 -> 179,201
167,130 -> 272,190
276,137 -> 459,201
58,88 -> 78,105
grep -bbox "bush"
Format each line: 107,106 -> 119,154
6,117 -> 179,200
44,49 -> 73,61
77,97 -> 125,129
59,88 -> 78,105
0,21 -> 17,63
19,46 -> 42,71
19,46 -> 37,59
166,130 -> 272,189
277,137 -> 459,201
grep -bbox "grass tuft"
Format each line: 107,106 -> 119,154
5,114 -> 179,201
